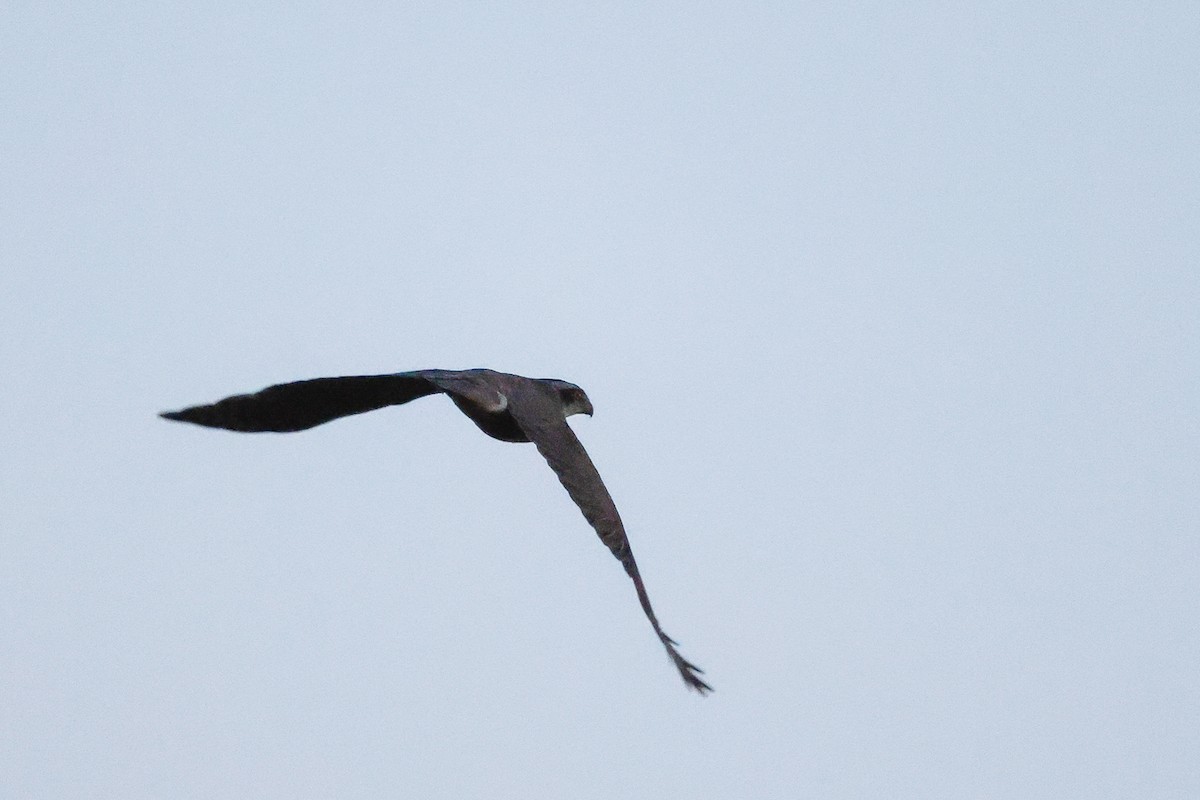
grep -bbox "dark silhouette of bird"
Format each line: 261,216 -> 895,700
161,368 -> 710,694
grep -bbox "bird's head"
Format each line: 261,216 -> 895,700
545,379 -> 594,418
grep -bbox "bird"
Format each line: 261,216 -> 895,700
160,368 -> 711,694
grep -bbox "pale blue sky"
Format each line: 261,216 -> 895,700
3,3 -> 1198,797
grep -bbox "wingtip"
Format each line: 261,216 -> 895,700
684,670 -> 714,695
686,669 -> 713,695
661,634 -> 712,695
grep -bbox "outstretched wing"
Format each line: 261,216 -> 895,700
159,372 -> 446,432
508,394 -> 711,694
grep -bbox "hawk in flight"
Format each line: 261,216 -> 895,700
161,368 -> 710,694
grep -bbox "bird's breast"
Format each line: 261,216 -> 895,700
449,394 -> 530,443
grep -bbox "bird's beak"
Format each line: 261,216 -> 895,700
568,395 -> 594,417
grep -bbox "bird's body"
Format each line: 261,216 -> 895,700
161,368 -> 710,694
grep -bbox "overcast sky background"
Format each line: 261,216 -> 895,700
3,3 -> 1198,798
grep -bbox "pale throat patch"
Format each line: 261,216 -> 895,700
562,396 -> 591,416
